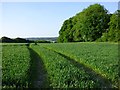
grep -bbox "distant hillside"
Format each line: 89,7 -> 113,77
25,37 -> 58,42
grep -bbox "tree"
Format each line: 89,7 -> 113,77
107,10 -> 120,42
0,36 -> 33,43
1,36 -> 14,43
14,37 -> 28,43
78,4 -> 110,41
57,18 -> 74,42
57,4 -> 110,42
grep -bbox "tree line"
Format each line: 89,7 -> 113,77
0,36 -> 51,43
0,36 -> 31,43
57,4 -> 120,42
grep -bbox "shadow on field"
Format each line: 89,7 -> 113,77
27,47 -> 50,88
45,47 -> 113,88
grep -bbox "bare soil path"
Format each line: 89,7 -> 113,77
28,47 -> 49,88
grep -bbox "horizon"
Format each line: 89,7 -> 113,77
0,2 -> 119,38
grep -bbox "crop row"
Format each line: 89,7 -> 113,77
2,45 -> 31,88
39,42 -> 119,88
31,44 -> 107,88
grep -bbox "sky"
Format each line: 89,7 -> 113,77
0,1 -> 119,38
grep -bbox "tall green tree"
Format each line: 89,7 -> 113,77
58,4 -> 110,42
77,4 -> 110,41
57,18 -> 74,42
107,10 -> 120,42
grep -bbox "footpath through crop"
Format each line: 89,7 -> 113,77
30,44 -> 114,88
2,43 -> 118,88
28,47 -> 49,88
40,42 -> 118,88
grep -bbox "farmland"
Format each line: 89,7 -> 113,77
1,42 -> 119,88
40,42 -> 119,87
2,44 -> 31,88
32,45 -> 99,88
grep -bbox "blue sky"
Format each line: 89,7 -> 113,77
0,2 -> 119,38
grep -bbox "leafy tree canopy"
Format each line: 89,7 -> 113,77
58,4 -> 119,42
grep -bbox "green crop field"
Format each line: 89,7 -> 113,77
1,42 -> 119,88
32,45 -> 99,88
2,44 -> 31,88
39,42 -> 119,88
